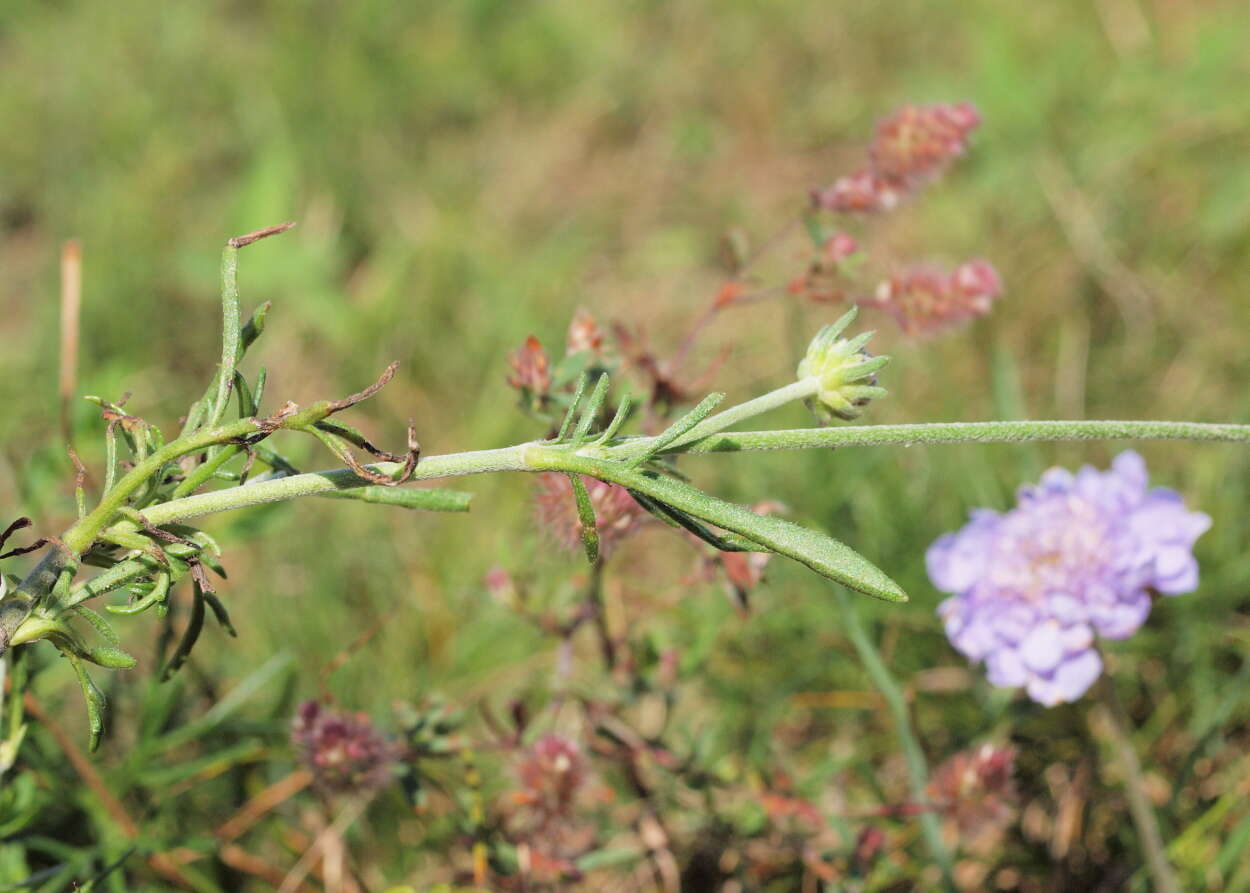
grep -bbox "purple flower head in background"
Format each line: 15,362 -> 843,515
292,699 -> 398,795
927,452 -> 1210,706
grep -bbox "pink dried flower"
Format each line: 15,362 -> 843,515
812,168 -> 902,214
291,700 -> 397,795
872,259 -> 1003,334
870,102 -> 981,188
566,308 -> 606,357
507,335 -> 552,397
823,232 -> 860,264
927,743 -> 1018,842
814,101 -> 981,214
515,733 -> 586,817
533,473 -> 643,558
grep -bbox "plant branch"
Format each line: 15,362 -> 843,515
673,419 -> 1250,454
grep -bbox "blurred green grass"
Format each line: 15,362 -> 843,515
3,0 -> 1250,887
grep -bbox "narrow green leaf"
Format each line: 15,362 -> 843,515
252,366 -> 268,411
162,584 -> 206,680
628,490 -> 763,553
80,646 -> 138,670
571,373 -> 611,444
103,410 -> 119,493
321,486 -> 472,513
233,370 -> 258,418
596,392 -> 633,444
626,392 -> 725,468
556,455 -> 906,602
64,651 -> 107,752
72,606 -> 121,646
568,474 -> 600,565
203,592 -> 237,637
106,571 -> 170,616
240,301 -> 271,353
555,372 -> 589,442
208,244 -> 242,429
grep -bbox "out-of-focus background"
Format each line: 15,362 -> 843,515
3,1 -> 1250,889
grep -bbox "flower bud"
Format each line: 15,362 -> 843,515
796,307 -> 889,422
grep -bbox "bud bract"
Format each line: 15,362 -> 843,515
796,307 -> 889,422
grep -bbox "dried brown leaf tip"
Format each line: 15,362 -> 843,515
227,221 -> 296,248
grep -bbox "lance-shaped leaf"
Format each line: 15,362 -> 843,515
555,372 -> 590,442
64,651 -> 107,751
568,474 -> 601,565
106,570 -> 171,616
551,454 -> 906,602
629,489 -> 763,553
321,486 -> 472,512
596,391 -> 633,444
571,373 -> 611,444
162,583 -> 207,680
626,392 -> 724,468
204,592 -> 237,637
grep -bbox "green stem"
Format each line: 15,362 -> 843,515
207,244 -> 241,430
833,586 -> 956,891
133,418 -> 1250,529
170,441 -> 243,498
612,377 -> 819,460
134,445 -> 529,526
1097,678 -> 1182,893
675,419 -> 1250,454
61,418 -> 263,554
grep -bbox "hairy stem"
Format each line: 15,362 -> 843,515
612,377 -> 819,461
208,244 -> 241,430
133,419 -> 1250,529
134,446 -> 528,526
675,419 -> 1250,453
62,418 -> 263,554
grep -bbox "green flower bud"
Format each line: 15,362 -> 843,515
796,307 -> 889,422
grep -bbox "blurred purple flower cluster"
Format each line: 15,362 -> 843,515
292,699 -> 398,795
928,452 -> 1210,705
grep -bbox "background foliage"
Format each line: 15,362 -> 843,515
2,1 -> 1249,889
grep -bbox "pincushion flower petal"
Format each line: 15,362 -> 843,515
928,451 -> 1209,706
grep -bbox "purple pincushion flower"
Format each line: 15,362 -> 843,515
928,452 -> 1210,706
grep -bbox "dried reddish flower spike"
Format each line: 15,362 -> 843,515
813,102 -> 981,214
870,101 -> 981,188
515,733 -> 586,818
823,232 -> 860,264
507,335 -> 552,396
812,168 -> 902,214
927,743 -> 1019,842
566,308 -> 606,357
533,473 -> 643,559
291,699 -> 397,795
872,259 -> 1003,334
